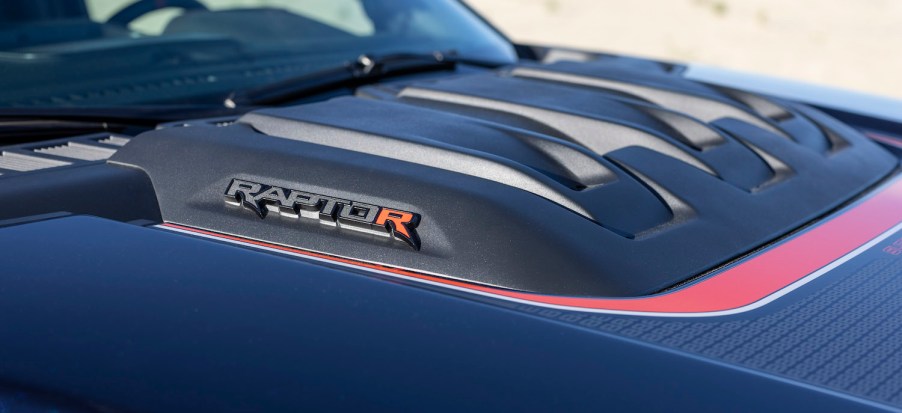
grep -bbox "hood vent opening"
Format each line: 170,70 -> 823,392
610,160 -> 696,238
710,86 -> 850,154
378,77 -> 778,193
34,142 -> 117,161
717,129 -> 795,191
0,133 -> 130,178
822,126 -> 850,153
96,135 -> 131,147
396,86 -> 717,176
242,98 -> 691,236
0,152 -> 70,172
243,103 -> 604,221
515,64 -> 848,156
715,87 -> 793,121
632,106 -> 725,150
511,65 -> 787,137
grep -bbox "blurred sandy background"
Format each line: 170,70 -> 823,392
466,0 -> 902,99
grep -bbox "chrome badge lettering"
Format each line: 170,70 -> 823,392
224,179 -> 421,250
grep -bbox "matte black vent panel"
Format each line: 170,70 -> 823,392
0,133 -> 128,176
0,133 -> 161,224
110,56 -> 898,297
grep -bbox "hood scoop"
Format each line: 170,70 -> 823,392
111,56 -> 897,297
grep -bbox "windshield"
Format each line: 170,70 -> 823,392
0,0 -> 516,108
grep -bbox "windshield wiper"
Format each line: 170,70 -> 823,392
0,119 -> 118,143
0,105 -> 244,125
225,51 -> 503,107
0,105 -> 243,143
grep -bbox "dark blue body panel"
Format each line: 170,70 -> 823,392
0,2 -> 900,410
0,215 -> 897,412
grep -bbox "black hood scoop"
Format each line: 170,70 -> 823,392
111,56 -> 897,297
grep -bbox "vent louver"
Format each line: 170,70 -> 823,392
34,142 -> 117,161
0,152 -> 70,172
0,133 -> 129,178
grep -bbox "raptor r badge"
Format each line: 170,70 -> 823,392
224,179 -> 421,250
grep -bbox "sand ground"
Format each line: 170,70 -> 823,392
466,0 -> 902,99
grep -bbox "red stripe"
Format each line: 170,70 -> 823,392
163,176 -> 902,314
866,132 -> 902,149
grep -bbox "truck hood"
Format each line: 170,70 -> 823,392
1,52 -> 902,412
